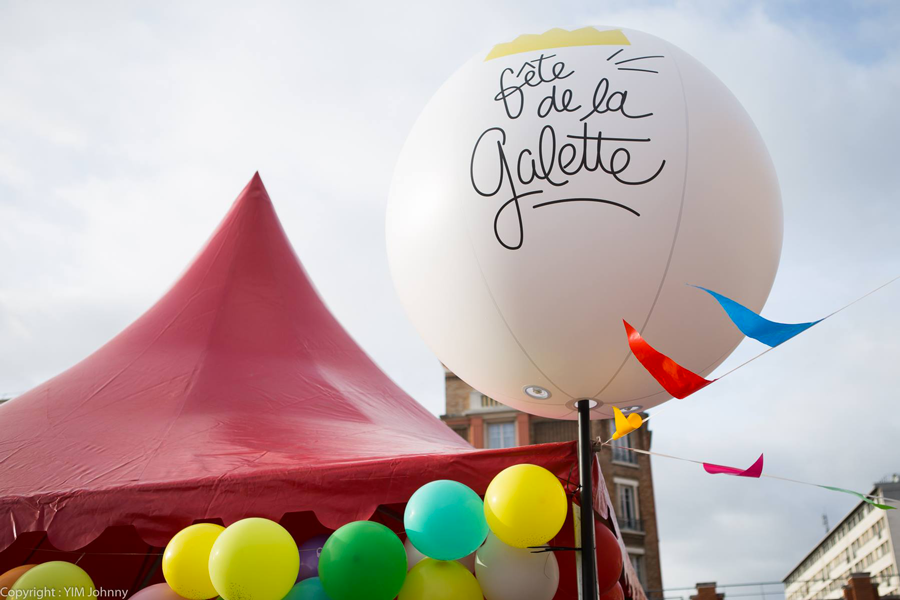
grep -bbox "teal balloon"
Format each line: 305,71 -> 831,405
283,578 -> 330,600
404,480 -> 488,561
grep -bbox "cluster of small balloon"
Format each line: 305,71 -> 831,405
156,463 -> 622,600
397,464 -> 570,600
0,562 -> 95,600
158,516 -> 404,600
161,518 -> 318,600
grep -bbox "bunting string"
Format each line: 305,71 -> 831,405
704,274 -> 900,377
598,441 -> 897,510
601,276 -> 900,506
712,272 -> 900,380
621,273 -> 900,409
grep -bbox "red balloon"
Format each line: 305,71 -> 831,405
596,524 -> 624,594
601,582 -> 625,600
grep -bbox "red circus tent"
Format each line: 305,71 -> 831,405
0,174 -> 646,600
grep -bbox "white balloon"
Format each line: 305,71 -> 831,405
387,26 -> 782,419
404,535 -> 427,570
475,533 -> 559,600
457,550 -> 477,574
404,536 -> 476,573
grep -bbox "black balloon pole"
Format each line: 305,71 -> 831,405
577,399 -> 599,600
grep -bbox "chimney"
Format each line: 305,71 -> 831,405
691,582 -> 724,600
843,573 -> 880,600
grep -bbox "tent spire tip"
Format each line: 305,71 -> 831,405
241,171 -> 269,197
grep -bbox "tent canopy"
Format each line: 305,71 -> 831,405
0,175 -> 645,600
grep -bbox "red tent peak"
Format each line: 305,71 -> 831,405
243,171 -> 266,196
220,171 -> 273,226
0,177 -> 469,501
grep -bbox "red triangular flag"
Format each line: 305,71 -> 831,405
623,320 -> 714,399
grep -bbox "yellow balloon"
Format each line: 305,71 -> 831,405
10,561 -> 95,600
484,464 -> 567,548
163,523 -> 225,599
208,518 -> 299,600
398,558 -> 482,600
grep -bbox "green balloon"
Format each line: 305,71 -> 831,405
319,521 -> 407,600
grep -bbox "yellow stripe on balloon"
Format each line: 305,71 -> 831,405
485,27 -> 630,61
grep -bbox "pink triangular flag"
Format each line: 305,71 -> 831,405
703,454 -> 764,478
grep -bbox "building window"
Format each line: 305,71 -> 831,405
480,395 -> 502,408
451,426 -> 468,440
629,552 -> 647,587
487,421 -> 516,449
470,391 -> 504,410
617,481 -> 641,531
532,419 -> 578,444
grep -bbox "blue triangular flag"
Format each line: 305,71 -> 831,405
691,286 -> 822,347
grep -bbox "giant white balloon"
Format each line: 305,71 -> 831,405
475,533 -> 559,600
387,26 -> 782,419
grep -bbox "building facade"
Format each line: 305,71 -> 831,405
784,477 -> 900,600
442,369 -> 664,598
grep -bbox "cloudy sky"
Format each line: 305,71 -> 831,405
1,0 -> 899,596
